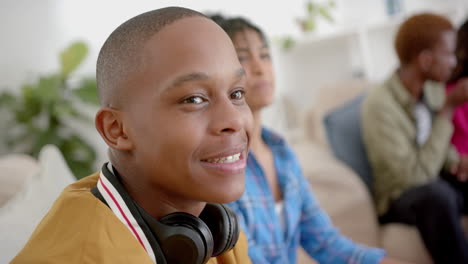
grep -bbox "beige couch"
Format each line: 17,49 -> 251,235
290,79 -> 468,264
0,145 -> 76,263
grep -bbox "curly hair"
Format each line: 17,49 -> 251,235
395,13 -> 454,65
207,13 -> 266,44
450,19 -> 468,82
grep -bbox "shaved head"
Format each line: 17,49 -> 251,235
94,6 -> 252,214
96,7 -> 205,106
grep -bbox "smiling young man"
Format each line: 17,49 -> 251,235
12,7 -> 253,264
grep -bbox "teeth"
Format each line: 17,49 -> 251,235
205,153 -> 241,163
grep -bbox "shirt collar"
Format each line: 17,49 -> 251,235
97,163 -> 164,263
261,127 -> 286,148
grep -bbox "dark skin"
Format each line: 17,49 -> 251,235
398,30 -> 468,182
95,17 -> 253,219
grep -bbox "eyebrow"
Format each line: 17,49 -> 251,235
167,68 -> 245,90
236,44 -> 269,53
168,72 -> 209,90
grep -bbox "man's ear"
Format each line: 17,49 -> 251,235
417,49 -> 433,73
95,108 -> 133,150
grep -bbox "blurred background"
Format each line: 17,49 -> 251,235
2,2 -> 468,263
1,0 -> 468,178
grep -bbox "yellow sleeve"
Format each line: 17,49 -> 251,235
208,230 -> 252,264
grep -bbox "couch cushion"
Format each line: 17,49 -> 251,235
297,247 -> 318,264
380,223 -> 433,264
304,79 -> 373,147
323,94 -> 373,193
0,145 -> 76,263
381,217 -> 468,264
0,154 -> 39,207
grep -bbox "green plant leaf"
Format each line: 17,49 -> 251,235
302,18 -> 316,32
67,107 -> 93,123
15,88 -> 41,124
306,1 -> 316,14
5,126 -> 32,149
3,40 -> 98,181
281,36 -> 296,51
0,92 -> 17,109
59,135 -> 96,179
67,160 -> 94,180
73,78 -> 99,105
318,6 -> 334,23
52,101 -> 76,118
36,75 -> 62,103
21,84 -> 34,97
31,128 -> 60,157
60,41 -> 88,77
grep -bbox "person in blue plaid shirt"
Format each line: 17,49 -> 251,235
210,14 -> 409,264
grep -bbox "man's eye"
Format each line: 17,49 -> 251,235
230,90 -> 245,100
182,96 -> 204,104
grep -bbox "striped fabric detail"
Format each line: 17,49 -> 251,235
97,171 -> 156,263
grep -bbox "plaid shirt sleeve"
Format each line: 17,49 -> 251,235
227,200 -> 271,264
289,148 -> 386,264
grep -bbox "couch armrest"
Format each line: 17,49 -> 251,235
0,154 -> 39,207
303,79 -> 374,146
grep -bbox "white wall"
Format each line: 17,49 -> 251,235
0,0 -> 309,91
1,0 -> 62,91
0,0 -> 423,90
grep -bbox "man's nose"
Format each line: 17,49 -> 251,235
210,97 -> 244,135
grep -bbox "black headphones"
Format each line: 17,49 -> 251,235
136,202 -> 240,264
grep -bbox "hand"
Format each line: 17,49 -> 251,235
450,155 -> 468,182
444,78 -> 468,110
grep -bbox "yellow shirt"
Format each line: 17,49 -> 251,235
12,173 -> 251,264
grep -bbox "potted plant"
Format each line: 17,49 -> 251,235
297,0 -> 336,33
0,41 -> 99,179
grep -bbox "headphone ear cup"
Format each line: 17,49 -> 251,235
159,212 -> 214,264
199,203 -> 240,256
